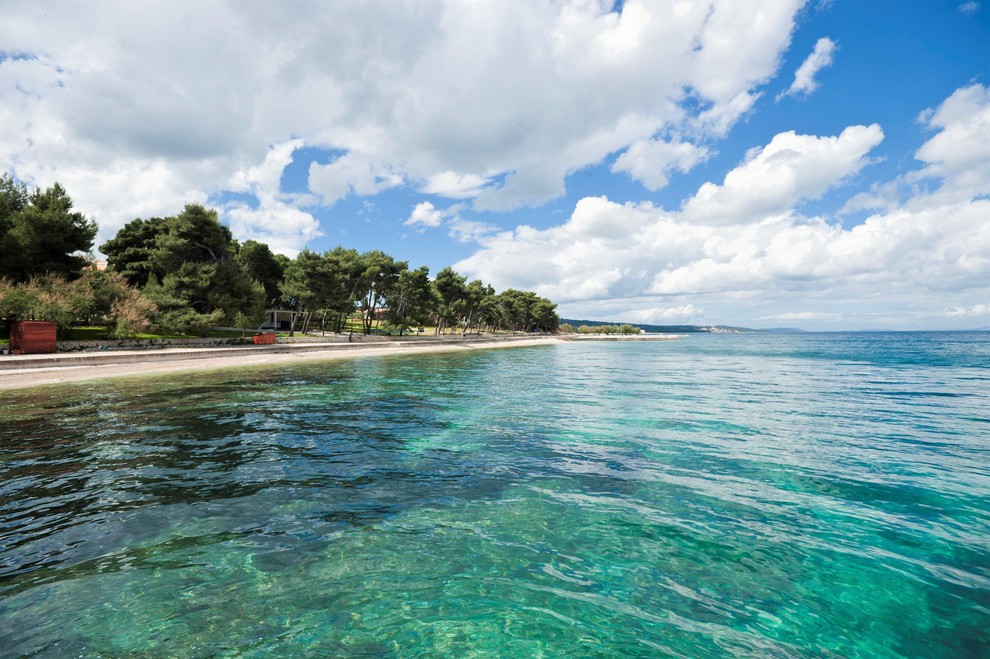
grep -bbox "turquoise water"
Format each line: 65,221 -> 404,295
1,333 -> 988,656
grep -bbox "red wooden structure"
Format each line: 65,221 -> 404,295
252,332 -> 277,345
10,321 -> 57,354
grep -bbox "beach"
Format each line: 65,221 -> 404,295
0,336 -> 565,390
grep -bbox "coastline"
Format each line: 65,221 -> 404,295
0,337 -> 566,391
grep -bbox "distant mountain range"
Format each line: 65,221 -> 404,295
560,319 -> 753,333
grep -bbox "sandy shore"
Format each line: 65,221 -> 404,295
0,337 -> 565,391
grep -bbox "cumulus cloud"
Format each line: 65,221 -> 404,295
308,153 -> 405,207
958,2 -> 980,14
460,192 -> 990,326
457,87 -> 990,328
0,0 -> 807,237
404,202 -> 446,229
777,37 -> 837,100
403,201 -> 491,242
224,201 -> 323,257
914,84 -> 990,200
680,125 -> 883,224
612,139 -> 710,191
218,140 -> 323,255
228,140 -> 301,198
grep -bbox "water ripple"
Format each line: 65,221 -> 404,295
1,333 -> 989,655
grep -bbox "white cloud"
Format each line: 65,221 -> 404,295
778,37 -> 837,100
224,201 -> 322,258
460,192 -> 990,327
457,88 -> 990,329
308,153 -> 404,207
623,305 -> 702,323
914,84 -> 990,200
403,201 -> 488,242
0,0 -> 808,234
229,140 -> 302,197
448,219 -> 498,244
217,140 -> 323,256
681,125 -> 883,224
691,91 -> 762,139
958,2 -> 979,14
612,139 -> 710,190
946,303 -> 989,318
421,171 -> 490,199
404,202 -> 446,229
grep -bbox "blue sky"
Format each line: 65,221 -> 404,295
2,1 -> 988,329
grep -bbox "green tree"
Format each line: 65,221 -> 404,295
322,247 -> 367,334
281,250 -> 333,334
129,204 -> 265,334
211,259 -> 267,329
144,274 -> 224,336
149,204 -> 234,276
489,289 -> 559,332
0,175 -> 29,279
532,298 -> 560,333
99,216 -> 167,287
495,289 -> 535,332
432,267 -> 466,334
461,279 -> 495,334
0,175 -> 97,282
384,266 -> 434,335
236,240 -> 286,307
359,251 -> 406,334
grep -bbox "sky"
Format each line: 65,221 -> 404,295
1,0 -> 988,330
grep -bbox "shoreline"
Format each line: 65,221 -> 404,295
0,337 -> 566,391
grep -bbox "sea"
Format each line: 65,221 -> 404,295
1,332 -> 988,657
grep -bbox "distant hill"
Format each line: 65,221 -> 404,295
561,319 -> 753,333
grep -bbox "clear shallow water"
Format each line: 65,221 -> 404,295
1,333 -> 989,657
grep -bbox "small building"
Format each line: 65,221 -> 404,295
259,309 -> 296,331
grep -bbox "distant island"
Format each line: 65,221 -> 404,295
561,319 -> 753,334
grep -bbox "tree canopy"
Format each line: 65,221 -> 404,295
2,173 -> 561,338
0,174 -> 97,282
101,204 -> 266,334
275,249 -> 559,336
237,240 -> 288,308
99,216 -> 167,288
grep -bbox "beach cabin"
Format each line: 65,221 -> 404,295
259,309 -> 296,331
